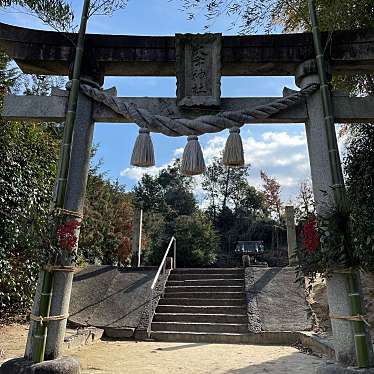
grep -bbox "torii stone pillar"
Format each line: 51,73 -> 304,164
25,80 -> 99,360
295,60 -> 374,367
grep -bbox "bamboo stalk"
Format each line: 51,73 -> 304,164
307,0 -> 371,368
31,0 -> 91,363
347,271 -> 370,367
31,271 -> 53,363
54,0 -> 91,207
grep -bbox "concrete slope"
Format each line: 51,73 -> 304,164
250,267 -> 312,331
69,266 -> 156,333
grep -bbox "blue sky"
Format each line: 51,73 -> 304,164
1,0 -> 313,203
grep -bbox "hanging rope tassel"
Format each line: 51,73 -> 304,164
180,135 -> 206,176
131,127 -> 155,167
223,126 -> 245,167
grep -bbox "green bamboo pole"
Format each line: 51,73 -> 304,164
307,0 -> 370,368
31,272 -> 53,363
31,0 -> 91,363
55,0 -> 91,207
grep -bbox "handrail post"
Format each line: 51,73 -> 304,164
138,208 -> 143,267
173,238 -> 177,269
147,236 -> 176,338
147,288 -> 153,338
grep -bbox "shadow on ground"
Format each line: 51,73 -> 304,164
224,350 -> 322,374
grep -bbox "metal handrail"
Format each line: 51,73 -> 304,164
147,236 -> 176,336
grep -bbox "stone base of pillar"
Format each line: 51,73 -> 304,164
0,357 -> 80,374
316,362 -> 374,374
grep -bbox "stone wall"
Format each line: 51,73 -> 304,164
135,270 -> 170,339
244,267 -> 312,332
68,266 -> 166,339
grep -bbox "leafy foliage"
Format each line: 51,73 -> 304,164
202,156 -> 266,222
79,168 -> 133,266
177,0 -> 374,34
0,63 -> 134,319
174,213 -> 219,267
89,0 -> 129,17
0,120 -> 60,318
177,0 -> 308,33
345,124 -> 374,271
200,157 -> 281,266
295,207 -> 359,282
260,170 -> 282,222
0,0 -> 74,30
134,160 -> 196,219
134,160 -> 219,267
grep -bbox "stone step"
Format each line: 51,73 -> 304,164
169,273 -> 242,281
151,322 -> 248,333
156,305 -> 247,314
165,286 -> 243,293
173,268 -> 243,275
153,313 -> 248,324
151,331 -> 256,344
167,279 -> 243,287
158,298 -> 246,306
164,292 -> 246,299
150,331 -> 303,345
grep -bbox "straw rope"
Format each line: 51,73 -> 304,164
330,314 -> 371,327
80,83 -> 318,137
50,208 -> 83,219
43,265 -> 76,273
30,314 -> 69,324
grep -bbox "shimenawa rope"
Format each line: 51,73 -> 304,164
77,82 -> 318,174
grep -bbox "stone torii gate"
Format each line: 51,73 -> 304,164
1,21 -> 374,370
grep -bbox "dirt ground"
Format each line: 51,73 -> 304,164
0,323 -> 28,363
74,340 -> 324,374
0,324 -> 324,374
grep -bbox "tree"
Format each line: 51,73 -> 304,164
177,0 -> 374,34
344,124 -> 374,271
260,170 -> 283,222
0,0 -> 74,30
0,59 -> 135,318
133,160 -> 220,267
133,174 -> 166,213
174,213 -> 219,267
293,179 -> 315,222
232,180 -> 267,217
134,159 -> 196,218
0,0 -> 131,31
158,161 -> 196,218
141,212 -> 168,266
79,169 -> 134,266
0,76 -> 60,318
201,156 -> 263,219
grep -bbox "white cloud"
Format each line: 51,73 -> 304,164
262,131 -> 306,146
174,147 -> 184,157
120,165 -> 164,181
200,129 -> 312,203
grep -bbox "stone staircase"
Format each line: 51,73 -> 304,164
151,268 -> 250,343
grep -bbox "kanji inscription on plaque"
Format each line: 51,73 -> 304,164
176,33 -> 222,107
